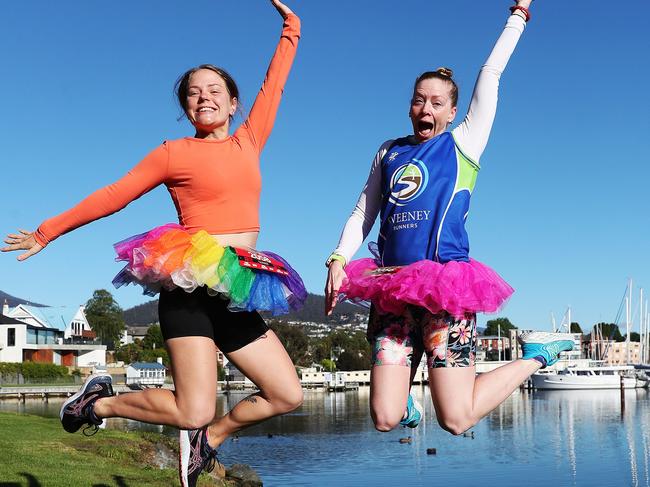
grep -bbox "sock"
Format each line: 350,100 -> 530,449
88,402 -> 103,425
532,355 -> 547,368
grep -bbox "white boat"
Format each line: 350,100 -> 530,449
531,365 -> 643,390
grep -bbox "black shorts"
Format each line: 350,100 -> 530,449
158,287 -> 269,353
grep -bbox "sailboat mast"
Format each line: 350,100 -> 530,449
644,300 -> 649,364
627,279 -> 632,365
639,288 -> 643,365
644,300 -> 650,363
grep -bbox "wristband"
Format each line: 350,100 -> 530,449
509,5 -> 531,22
325,253 -> 346,268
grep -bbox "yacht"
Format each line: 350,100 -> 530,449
531,364 -> 648,390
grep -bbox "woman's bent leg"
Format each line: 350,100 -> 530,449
429,360 -> 540,435
424,312 -> 541,434
93,336 -> 218,430
206,330 -> 303,448
370,365 -> 412,431
368,307 -> 422,432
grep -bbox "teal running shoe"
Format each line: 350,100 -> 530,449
400,394 -> 423,428
518,332 -> 575,368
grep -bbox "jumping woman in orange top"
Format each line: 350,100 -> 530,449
2,1 -> 303,485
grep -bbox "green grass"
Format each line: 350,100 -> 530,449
0,412 -> 224,486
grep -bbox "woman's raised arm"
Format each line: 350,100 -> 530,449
241,1 -> 301,152
452,0 -> 532,163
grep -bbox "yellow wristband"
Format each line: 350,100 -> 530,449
325,253 -> 347,268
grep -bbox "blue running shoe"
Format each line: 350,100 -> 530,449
400,394 -> 423,428
179,427 -> 220,487
60,373 -> 113,435
518,332 -> 575,368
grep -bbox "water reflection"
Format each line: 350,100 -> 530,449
2,387 -> 648,487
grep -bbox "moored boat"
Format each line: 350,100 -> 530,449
531,365 -> 644,390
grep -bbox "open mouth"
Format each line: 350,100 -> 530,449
197,107 -> 216,113
417,120 -> 434,136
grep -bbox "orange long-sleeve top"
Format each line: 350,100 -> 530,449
34,14 -> 301,248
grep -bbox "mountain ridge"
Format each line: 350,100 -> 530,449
123,293 -> 368,326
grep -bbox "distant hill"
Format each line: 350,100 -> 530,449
122,293 -> 368,326
123,300 -> 159,326
279,293 -> 367,323
0,290 -> 47,308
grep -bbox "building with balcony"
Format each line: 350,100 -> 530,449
0,301 -> 106,367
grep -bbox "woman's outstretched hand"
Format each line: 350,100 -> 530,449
325,260 -> 347,316
2,229 -> 43,261
516,0 -> 532,9
270,0 -> 293,19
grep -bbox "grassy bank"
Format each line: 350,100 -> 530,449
0,412 -> 221,486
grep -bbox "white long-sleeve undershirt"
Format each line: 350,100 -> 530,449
332,15 -> 527,264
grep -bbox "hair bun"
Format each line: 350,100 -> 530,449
436,67 -> 454,78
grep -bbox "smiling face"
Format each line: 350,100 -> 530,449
184,69 -> 238,136
409,78 -> 457,143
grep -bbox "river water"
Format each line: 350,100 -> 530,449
2,387 -> 648,487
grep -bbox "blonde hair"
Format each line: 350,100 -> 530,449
413,67 -> 458,106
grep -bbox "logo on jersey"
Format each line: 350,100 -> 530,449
388,159 -> 429,206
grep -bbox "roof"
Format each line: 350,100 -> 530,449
14,305 -> 81,332
0,314 -> 24,325
130,362 -> 166,370
128,326 -> 151,335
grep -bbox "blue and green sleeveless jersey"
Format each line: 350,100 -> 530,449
378,132 -> 480,266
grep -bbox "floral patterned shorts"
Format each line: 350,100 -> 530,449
369,305 -> 477,369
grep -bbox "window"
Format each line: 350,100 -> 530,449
8,328 -> 15,347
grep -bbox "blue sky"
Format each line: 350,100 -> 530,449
2,1 -> 649,332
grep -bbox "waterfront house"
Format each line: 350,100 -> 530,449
120,325 -> 152,346
478,335 -> 512,360
224,362 -> 254,386
126,360 -> 166,387
603,341 -> 642,365
0,301 -> 106,367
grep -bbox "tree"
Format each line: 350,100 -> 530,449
593,323 -> 624,342
310,339 -> 331,364
115,342 -> 142,364
570,322 -> 583,334
629,332 -> 641,342
268,321 -> 310,366
320,358 -> 336,372
142,325 -> 164,350
483,317 -> 516,336
114,338 -> 170,367
336,350 -> 371,371
85,289 -> 126,348
140,348 -> 170,366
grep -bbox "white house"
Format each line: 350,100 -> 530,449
126,360 -> 166,387
0,301 -> 106,367
6,303 -> 96,342
121,325 -> 152,346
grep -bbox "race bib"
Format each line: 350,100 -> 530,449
368,266 -> 402,276
233,248 -> 289,276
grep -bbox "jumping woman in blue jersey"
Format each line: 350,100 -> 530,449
325,0 -> 575,435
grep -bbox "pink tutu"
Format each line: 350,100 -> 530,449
341,258 -> 513,319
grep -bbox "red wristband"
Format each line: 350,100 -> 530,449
509,5 -> 531,22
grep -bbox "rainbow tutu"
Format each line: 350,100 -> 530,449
111,224 -> 307,316
341,257 -> 513,319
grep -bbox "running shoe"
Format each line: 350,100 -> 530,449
400,393 -> 423,428
60,373 -> 113,434
179,427 -> 220,487
518,332 -> 575,368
